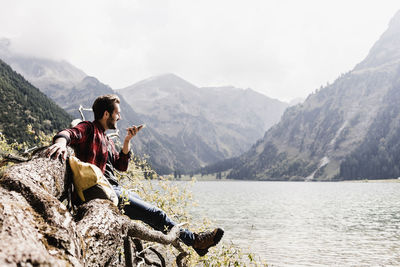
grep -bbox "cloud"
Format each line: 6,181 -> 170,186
0,0 -> 399,101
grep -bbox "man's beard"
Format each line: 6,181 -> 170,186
106,117 -> 117,130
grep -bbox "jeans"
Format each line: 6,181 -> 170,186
112,185 -> 195,246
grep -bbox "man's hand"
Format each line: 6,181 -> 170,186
122,125 -> 144,154
45,138 -> 67,161
125,125 -> 144,141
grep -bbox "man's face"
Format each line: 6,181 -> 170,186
106,103 -> 121,130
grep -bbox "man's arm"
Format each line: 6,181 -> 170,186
113,125 -> 144,171
46,122 -> 92,161
46,130 -> 70,160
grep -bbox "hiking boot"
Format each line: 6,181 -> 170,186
193,228 -> 224,256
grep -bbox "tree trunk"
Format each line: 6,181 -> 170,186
0,149 -> 185,267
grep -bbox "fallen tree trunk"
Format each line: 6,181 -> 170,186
0,149 -> 186,266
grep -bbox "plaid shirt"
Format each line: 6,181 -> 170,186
54,120 -> 130,173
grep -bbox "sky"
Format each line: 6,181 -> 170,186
0,0 -> 399,102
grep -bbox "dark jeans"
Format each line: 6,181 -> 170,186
112,185 -> 195,246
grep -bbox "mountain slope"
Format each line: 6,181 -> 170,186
0,38 -> 86,100
339,77 -> 400,180
118,73 -> 288,168
0,39 -> 288,174
339,11 -> 400,179
228,10 -> 400,180
0,59 -> 72,144
0,43 -> 180,173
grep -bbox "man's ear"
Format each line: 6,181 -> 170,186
103,110 -> 110,120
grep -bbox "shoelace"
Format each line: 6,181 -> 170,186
196,230 -> 214,244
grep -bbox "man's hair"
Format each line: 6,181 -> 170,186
92,94 -> 120,121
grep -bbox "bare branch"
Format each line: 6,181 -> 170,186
127,223 -> 181,245
0,154 -> 29,167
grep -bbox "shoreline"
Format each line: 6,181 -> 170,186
174,176 -> 400,183
340,178 -> 400,183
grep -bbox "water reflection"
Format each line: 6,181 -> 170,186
189,181 -> 400,266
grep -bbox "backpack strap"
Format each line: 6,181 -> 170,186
59,156 -> 74,213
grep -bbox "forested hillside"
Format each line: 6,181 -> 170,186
339,76 -> 400,179
0,59 -> 71,144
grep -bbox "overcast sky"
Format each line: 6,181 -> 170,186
1,0 -> 399,102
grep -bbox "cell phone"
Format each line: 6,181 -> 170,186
126,125 -> 145,133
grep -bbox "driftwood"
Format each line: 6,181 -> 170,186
0,148 -> 188,266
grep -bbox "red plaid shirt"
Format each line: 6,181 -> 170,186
54,120 -> 130,173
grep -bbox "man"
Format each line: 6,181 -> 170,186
46,94 -> 223,256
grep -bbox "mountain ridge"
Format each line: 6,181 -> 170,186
227,10 -> 400,180
118,73 -> 289,168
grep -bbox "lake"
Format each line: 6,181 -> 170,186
189,181 -> 400,266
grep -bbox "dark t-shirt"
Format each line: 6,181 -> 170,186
104,146 -> 119,186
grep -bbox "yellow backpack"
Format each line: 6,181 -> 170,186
68,156 -> 118,206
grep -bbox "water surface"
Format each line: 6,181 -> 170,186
189,181 -> 400,266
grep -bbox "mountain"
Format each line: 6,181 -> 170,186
338,10 -> 400,180
117,73 -> 288,169
0,38 -> 288,174
0,38 -> 86,100
0,58 -> 72,144
1,41 -> 287,174
0,42 -> 180,173
227,10 -> 400,181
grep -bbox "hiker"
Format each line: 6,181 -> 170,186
45,94 -> 223,256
